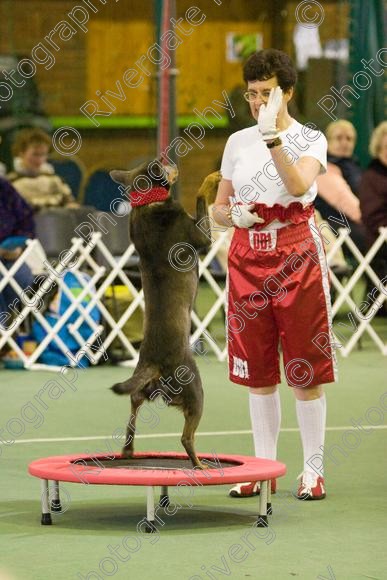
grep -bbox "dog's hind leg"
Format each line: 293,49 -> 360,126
122,392 -> 145,458
181,394 -> 206,469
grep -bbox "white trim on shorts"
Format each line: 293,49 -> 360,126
308,215 -> 339,382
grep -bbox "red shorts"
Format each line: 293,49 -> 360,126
226,217 -> 338,388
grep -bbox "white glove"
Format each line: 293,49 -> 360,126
257,86 -> 283,141
229,203 -> 264,229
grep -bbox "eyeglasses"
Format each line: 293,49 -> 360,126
243,90 -> 272,103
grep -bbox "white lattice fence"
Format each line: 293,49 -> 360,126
0,233 -> 143,370
328,227 -> 387,356
0,227 -> 386,369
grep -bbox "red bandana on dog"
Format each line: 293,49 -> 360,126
129,186 -> 169,207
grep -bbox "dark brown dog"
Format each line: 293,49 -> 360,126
110,159 -> 210,468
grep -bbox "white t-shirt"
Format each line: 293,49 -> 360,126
221,120 -> 327,229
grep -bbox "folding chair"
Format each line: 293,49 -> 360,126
34,208 -> 78,259
49,157 -> 86,200
82,169 -> 124,212
34,207 -> 100,260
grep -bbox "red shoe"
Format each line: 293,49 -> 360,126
229,479 -> 277,498
296,472 -> 326,500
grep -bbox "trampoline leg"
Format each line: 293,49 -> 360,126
40,479 -> 52,525
256,480 -> 268,527
267,480 -> 272,516
159,485 -> 170,508
51,481 -> 62,512
145,486 -> 157,533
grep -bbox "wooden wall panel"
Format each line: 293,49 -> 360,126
176,21 -> 271,113
0,1 -> 350,117
86,20 -> 156,115
86,19 -> 271,115
0,0 -> 86,116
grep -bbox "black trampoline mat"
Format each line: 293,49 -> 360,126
75,457 -> 241,470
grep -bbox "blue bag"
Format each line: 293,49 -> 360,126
32,271 -> 101,367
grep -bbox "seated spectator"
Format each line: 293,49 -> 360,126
316,120 -> 367,255
7,128 -> 78,210
359,122 -> 387,248
359,121 -> 387,314
0,177 -> 35,327
0,138 -> 6,177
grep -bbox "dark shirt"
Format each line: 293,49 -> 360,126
315,154 -> 367,253
327,154 -> 362,194
315,155 -> 363,221
359,159 -> 387,246
0,177 -> 35,243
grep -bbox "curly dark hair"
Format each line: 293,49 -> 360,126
12,128 -> 51,156
243,49 -> 297,92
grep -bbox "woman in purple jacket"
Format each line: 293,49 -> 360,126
0,177 -> 35,327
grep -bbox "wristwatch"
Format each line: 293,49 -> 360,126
266,137 -> 283,149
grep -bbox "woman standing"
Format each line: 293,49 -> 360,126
213,49 -> 336,500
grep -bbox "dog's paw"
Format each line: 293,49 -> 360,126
194,461 -> 210,470
121,448 -> 134,459
198,171 -> 222,204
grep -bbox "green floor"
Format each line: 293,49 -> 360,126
0,343 -> 386,580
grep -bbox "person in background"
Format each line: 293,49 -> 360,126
7,128 -> 78,210
315,120 -> 366,255
359,121 -> 387,315
0,137 -> 7,176
0,177 -> 35,324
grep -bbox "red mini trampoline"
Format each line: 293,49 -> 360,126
28,451 -> 286,532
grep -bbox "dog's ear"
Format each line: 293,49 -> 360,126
111,159 -> 158,189
162,163 -> 178,185
110,170 -> 134,187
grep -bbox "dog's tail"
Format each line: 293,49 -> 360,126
111,364 -> 160,396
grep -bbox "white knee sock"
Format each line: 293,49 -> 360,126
249,391 -> 281,460
296,394 -> 326,478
